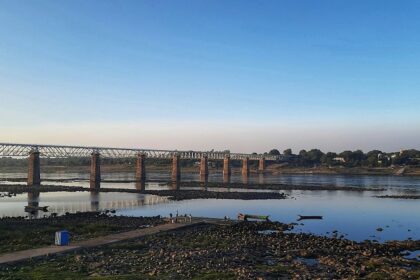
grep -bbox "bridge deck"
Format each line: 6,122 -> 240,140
0,142 -> 280,160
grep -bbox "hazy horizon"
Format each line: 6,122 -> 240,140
1,1 -> 419,153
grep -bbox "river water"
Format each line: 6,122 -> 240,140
0,172 -> 419,242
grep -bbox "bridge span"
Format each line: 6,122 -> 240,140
0,143 -> 282,188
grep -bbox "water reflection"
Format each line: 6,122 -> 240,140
170,181 -> 180,190
90,191 -> 100,211
258,173 -> 265,184
200,174 -> 209,183
223,174 -> 231,184
0,191 -> 170,218
26,191 -> 40,219
135,181 -> 146,192
242,174 -> 249,184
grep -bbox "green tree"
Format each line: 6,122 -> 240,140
283,149 -> 293,156
269,149 -> 280,156
321,152 -> 337,166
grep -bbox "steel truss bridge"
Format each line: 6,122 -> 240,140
0,143 -> 280,161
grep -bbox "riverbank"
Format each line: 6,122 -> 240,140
0,220 -> 418,279
0,212 -> 162,254
268,164 -> 420,176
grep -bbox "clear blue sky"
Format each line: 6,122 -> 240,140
1,1 -> 419,152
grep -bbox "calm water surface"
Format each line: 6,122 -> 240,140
0,172 -> 419,242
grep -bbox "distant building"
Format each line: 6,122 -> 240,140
333,157 -> 345,163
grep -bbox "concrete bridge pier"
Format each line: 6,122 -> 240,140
242,157 -> 250,177
200,155 -> 209,182
135,153 -> 146,182
90,152 -> 101,189
171,154 -> 181,182
27,151 -> 41,186
258,158 -> 266,173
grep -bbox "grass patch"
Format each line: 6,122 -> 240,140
192,271 -> 236,280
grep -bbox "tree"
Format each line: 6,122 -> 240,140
366,150 -> 382,167
321,152 -> 337,166
283,149 -> 292,156
269,149 -> 280,156
339,150 -> 366,167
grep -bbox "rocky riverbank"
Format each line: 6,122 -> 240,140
143,189 -> 287,200
0,221 -> 419,279
0,212 -> 162,254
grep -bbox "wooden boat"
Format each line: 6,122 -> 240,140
24,206 -> 49,213
297,215 -> 323,220
238,213 -> 270,221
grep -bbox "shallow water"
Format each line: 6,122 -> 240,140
1,171 -> 420,190
0,171 -> 419,242
402,250 -> 420,261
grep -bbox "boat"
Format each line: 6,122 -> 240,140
297,215 -> 323,220
238,213 -> 270,221
24,206 -> 49,213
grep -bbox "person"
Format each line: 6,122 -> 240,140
169,213 -> 173,223
189,214 -> 192,222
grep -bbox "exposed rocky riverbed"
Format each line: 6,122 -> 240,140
0,212 -> 163,254
1,221 -> 419,279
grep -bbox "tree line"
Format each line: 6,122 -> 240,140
266,148 -> 420,167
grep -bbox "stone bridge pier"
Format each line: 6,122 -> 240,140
223,155 -> 231,183
200,155 -> 209,182
90,152 -> 101,189
258,158 -> 266,173
171,154 -> 181,182
28,151 -> 41,186
242,157 -> 250,177
135,153 -> 146,182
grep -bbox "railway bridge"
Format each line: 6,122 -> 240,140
0,143 -> 282,188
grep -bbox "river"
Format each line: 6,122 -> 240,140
0,172 -> 419,242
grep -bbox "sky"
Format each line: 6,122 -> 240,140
0,0 -> 419,153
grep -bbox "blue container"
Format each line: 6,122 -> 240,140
55,230 -> 70,246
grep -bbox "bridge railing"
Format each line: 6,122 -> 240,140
0,143 -> 281,161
